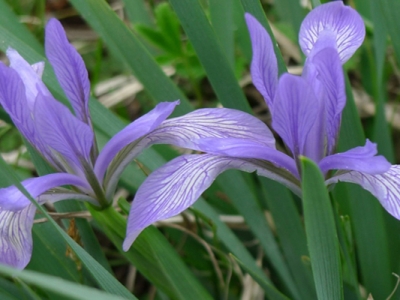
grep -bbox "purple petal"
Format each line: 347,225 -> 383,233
33,92 -> 94,173
326,165 -> 400,220
0,205 -> 36,269
245,13 -> 278,107
94,101 -> 179,183
195,137 -> 299,178
45,18 -> 91,124
272,74 -> 322,161
299,1 -> 365,63
0,173 -> 92,211
123,154 -> 301,250
319,140 -> 391,175
309,47 -> 345,155
6,48 -> 51,109
0,62 -> 37,147
101,107 -> 276,198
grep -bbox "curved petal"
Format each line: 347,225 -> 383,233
0,204 -> 36,269
326,165 -> 400,219
7,48 -> 51,109
195,137 -> 298,178
101,107 -> 276,197
272,73 -> 322,160
309,47 -> 345,155
45,18 -> 91,124
94,101 -> 179,182
0,173 -> 92,211
245,13 -> 278,107
123,154 -> 301,250
34,92 -> 94,173
299,1 -> 365,63
319,140 -> 391,175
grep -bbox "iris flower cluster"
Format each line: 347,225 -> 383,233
1,1 -> 399,269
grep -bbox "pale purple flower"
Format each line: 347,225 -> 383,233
122,2 -> 400,250
0,18 -> 282,269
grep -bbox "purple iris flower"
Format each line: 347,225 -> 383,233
0,18 -> 279,269
123,1 -> 400,250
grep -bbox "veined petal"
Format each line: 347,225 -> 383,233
0,204 -> 36,269
272,74 -> 321,160
45,18 -> 91,124
245,13 -> 278,107
0,173 -> 92,211
319,140 -> 391,175
6,48 -> 51,109
195,137 -> 298,178
149,107 -> 276,149
101,107 -> 276,198
34,92 -> 94,173
123,154 -> 301,250
94,101 -> 179,182
299,1 -> 365,63
0,62 -> 36,145
310,47 -> 345,155
326,165 -> 400,220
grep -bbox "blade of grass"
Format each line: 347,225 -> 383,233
301,157 -> 343,300
169,0 -> 251,112
69,0 -> 192,117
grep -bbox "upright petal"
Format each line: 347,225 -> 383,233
6,48 -> 51,109
0,173 -> 92,211
45,18 -> 91,124
299,1 -> 365,63
272,74 -> 322,160
309,47 -> 345,155
94,101 -> 179,182
123,154 -> 301,250
0,63 -> 36,145
245,13 -> 278,107
319,140 -> 391,175
326,165 -> 400,220
0,204 -> 36,269
33,92 -> 94,173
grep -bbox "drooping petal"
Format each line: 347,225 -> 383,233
319,140 -> 391,175
33,92 -> 94,173
94,101 -> 179,183
272,73 -> 322,160
123,154 -> 301,250
245,13 -> 278,107
326,165 -> 400,219
0,204 -> 36,269
45,18 -> 91,124
299,1 -> 365,63
0,173 -> 92,211
309,47 -> 345,155
195,137 -> 299,178
100,107 -> 276,198
6,48 -> 51,109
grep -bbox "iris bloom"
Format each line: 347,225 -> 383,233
0,18 -> 283,269
123,1 -> 400,250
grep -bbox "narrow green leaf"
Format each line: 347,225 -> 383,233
231,256 -> 290,300
260,178 -> 317,300
122,0 -> 153,26
335,77 -> 392,299
300,157 -> 343,300
69,0 -> 193,117
169,0 -> 252,112
0,265 -> 129,300
378,0 -> 400,64
274,0 -> 306,42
